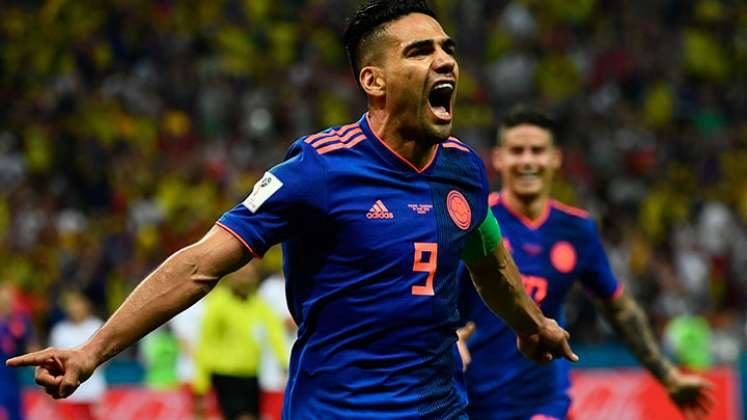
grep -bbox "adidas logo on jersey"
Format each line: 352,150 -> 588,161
366,200 -> 394,219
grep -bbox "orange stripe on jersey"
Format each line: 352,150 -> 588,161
304,129 -> 334,144
311,127 -> 362,148
488,192 -> 501,207
304,122 -> 359,144
551,200 -> 589,218
215,222 -> 261,259
442,142 -> 470,152
316,133 -> 366,155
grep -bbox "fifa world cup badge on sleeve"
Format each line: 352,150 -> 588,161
243,172 -> 284,213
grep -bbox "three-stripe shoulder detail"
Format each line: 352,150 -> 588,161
304,123 -> 366,155
442,136 -> 470,152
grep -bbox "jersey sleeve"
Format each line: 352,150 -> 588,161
217,141 -> 328,258
578,219 -> 623,300
461,210 -> 502,262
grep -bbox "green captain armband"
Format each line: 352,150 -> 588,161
461,210 -> 502,262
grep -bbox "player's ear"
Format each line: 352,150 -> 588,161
492,145 -> 503,172
360,66 -> 385,98
551,147 -> 562,170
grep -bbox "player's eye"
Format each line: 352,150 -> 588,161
409,46 -> 433,57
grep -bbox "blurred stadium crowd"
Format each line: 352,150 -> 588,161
1,0 -> 746,386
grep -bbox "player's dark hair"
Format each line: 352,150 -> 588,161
499,106 -> 559,145
344,0 -> 437,86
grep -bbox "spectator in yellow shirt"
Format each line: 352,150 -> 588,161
195,262 -> 289,420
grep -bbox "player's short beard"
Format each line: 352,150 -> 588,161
423,120 -> 451,144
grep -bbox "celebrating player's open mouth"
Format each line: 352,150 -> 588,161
428,78 -> 455,123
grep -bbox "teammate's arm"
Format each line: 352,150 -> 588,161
462,211 -> 578,363
600,292 -> 714,418
6,225 -> 251,399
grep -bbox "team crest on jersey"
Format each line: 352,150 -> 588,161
243,172 -> 283,213
550,241 -> 577,273
366,200 -> 394,219
446,190 -> 471,230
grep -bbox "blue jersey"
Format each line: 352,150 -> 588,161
457,193 -> 621,420
218,114 -> 490,419
0,312 -> 33,420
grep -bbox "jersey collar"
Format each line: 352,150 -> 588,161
498,192 -> 551,230
360,113 -> 440,174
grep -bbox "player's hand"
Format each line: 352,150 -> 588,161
664,369 -> 715,420
456,322 -> 476,372
516,317 -> 579,364
5,347 -> 97,399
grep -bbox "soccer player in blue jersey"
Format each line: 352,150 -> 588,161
456,108 -> 714,420
7,2 -> 578,418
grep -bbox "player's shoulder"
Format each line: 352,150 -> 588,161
439,136 -> 487,183
294,120 -> 366,158
549,200 -> 599,233
550,200 -> 590,219
441,136 -> 474,154
488,191 -> 502,208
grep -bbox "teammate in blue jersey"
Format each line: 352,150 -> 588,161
456,108 -> 714,420
7,3 -> 578,419
0,283 -> 36,420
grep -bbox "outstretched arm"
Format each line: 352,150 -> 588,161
463,219 -> 577,364
600,292 -> 714,419
7,225 -> 251,398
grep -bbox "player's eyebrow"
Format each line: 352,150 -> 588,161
403,37 -> 456,54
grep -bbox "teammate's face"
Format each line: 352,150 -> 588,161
378,13 -> 458,142
493,124 -> 561,201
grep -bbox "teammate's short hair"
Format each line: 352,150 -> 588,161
344,0 -> 437,86
499,106 -> 559,145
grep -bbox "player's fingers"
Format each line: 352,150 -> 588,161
536,351 -> 553,364
44,385 -> 61,399
688,404 -> 706,419
702,379 -> 715,390
560,339 -> 579,362
34,367 -> 62,388
696,397 -> 716,414
700,389 -> 716,406
692,405 -> 708,420
59,369 -> 81,398
6,349 -> 57,367
457,322 -> 476,340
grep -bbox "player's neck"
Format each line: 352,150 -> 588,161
367,110 -> 437,170
502,190 -> 549,222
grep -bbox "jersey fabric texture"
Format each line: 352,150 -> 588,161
218,114 -> 491,419
457,193 -> 622,420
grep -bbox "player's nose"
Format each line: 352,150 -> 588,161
433,48 -> 456,75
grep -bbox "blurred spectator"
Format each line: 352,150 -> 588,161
257,273 -> 294,420
0,282 -> 37,420
195,262 -> 289,420
665,314 -> 713,370
48,292 -> 105,420
170,299 -> 206,418
139,325 -> 180,391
